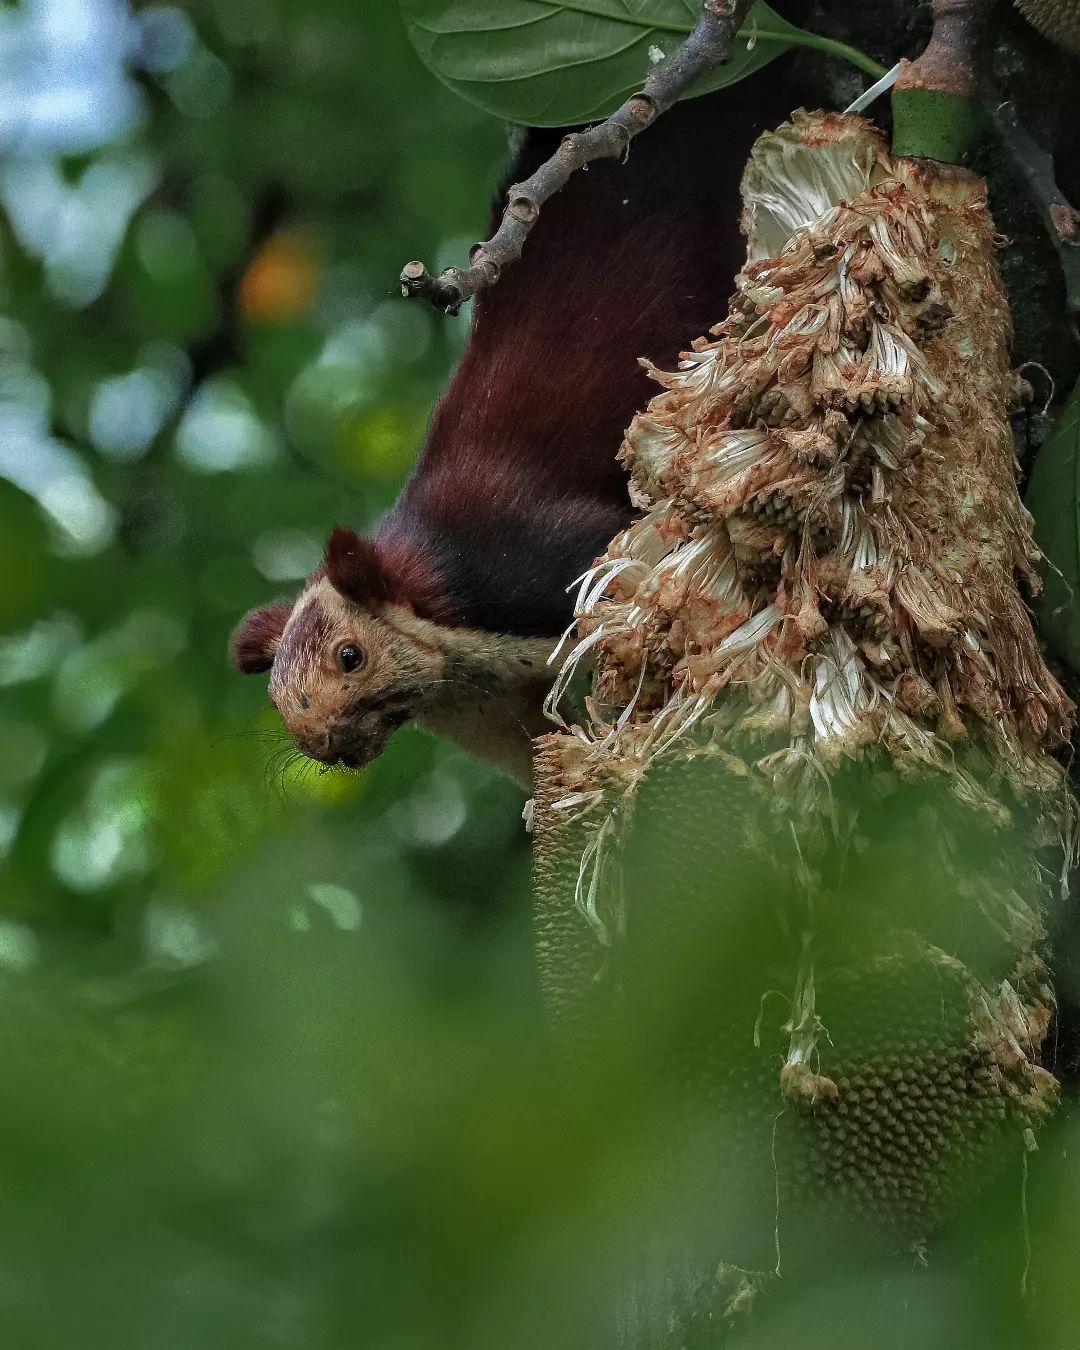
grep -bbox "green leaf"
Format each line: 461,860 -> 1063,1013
400,0 -> 884,127
1026,377 -> 1080,671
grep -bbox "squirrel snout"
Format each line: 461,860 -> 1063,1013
290,726 -> 334,765
290,712 -> 397,770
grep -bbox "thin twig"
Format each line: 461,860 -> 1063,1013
399,0 -> 753,316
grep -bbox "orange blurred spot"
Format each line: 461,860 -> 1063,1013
239,230 -> 319,323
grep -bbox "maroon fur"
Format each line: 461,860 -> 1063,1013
324,528 -> 398,608
323,526 -> 451,623
368,74 -> 808,638
232,602 -> 292,673
237,72 -> 811,653
269,593 -> 334,680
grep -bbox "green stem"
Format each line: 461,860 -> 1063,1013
739,27 -> 889,80
891,87 -> 981,162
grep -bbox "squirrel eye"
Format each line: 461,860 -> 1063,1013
338,643 -> 365,673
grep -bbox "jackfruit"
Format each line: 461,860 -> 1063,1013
1014,0 -> 1080,56
532,111 -> 1073,1260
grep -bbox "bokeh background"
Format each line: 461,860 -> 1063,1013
1,1 -> 1079,1346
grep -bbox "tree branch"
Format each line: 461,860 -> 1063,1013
399,0 -> 753,316
991,99 -> 1080,329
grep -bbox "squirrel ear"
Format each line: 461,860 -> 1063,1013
231,602 -> 291,673
323,526 -> 398,609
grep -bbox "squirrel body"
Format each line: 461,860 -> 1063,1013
234,79 -> 797,783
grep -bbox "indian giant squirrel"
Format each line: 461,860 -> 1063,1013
231,70 -> 811,784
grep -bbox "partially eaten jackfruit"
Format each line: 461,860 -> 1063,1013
532,111 -> 1073,1258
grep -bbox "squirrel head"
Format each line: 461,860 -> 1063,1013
231,526 -> 450,770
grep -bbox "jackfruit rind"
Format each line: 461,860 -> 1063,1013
1014,0 -> 1080,56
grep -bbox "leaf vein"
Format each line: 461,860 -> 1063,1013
439,28 -> 654,84
411,0 -> 693,39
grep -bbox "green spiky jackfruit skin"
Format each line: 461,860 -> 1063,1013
792,962 -> 1033,1234
532,745 -> 1058,1268
1014,0 -> 1080,54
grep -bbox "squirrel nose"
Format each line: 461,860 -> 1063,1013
294,726 -> 335,764
324,721 -> 361,765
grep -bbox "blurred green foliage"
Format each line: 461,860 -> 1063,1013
0,1 -> 1079,1345
0,0 -> 525,930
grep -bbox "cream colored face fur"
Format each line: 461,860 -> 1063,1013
263,576 -> 559,783
268,577 -> 445,768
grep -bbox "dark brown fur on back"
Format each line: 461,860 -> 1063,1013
374,74 -> 806,638
235,75 -> 810,663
